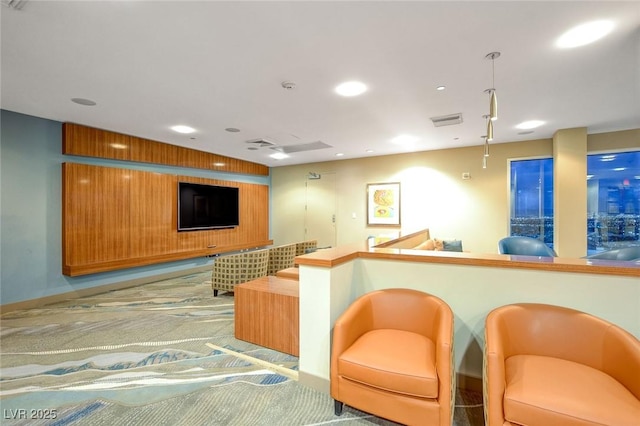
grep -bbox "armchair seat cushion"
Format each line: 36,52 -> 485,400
505,354 -> 640,426
337,329 -> 438,398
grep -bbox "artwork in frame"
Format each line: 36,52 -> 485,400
367,182 -> 401,227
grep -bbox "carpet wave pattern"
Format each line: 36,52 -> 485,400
1,272 -> 483,425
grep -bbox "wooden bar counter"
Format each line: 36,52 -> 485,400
234,276 -> 299,356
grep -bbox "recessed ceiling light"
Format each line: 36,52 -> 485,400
335,81 -> 367,97
436,86 -> 446,91
270,152 -> 289,160
110,143 -> 127,149
171,125 -> 196,134
391,134 -> 420,145
213,162 -> 226,167
366,149 -> 374,153
556,20 -> 614,48
335,153 -> 344,157
225,127 -> 240,133
71,98 -> 96,106
516,120 -> 545,130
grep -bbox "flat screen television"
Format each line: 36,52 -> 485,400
178,182 -> 239,231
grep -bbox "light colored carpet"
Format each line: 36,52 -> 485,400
0,272 -> 483,425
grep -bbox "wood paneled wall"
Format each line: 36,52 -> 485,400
63,163 -> 271,276
63,122 -> 269,176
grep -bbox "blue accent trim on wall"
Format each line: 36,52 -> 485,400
0,109 -> 271,305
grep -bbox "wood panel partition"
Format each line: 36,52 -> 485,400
62,123 -> 269,176
62,163 -> 271,276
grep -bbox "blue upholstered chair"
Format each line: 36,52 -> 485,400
585,246 -> 640,261
498,236 -> 557,257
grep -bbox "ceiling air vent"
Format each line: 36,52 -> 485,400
245,138 -> 277,150
430,113 -> 463,127
274,141 -> 332,154
1,0 -> 27,9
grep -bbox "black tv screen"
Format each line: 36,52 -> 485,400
178,182 -> 239,231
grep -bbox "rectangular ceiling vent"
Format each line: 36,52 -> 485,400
430,113 -> 463,127
273,141 -> 332,154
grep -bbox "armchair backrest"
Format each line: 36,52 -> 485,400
268,243 -> 296,275
295,240 -> 318,256
366,289 -> 452,341
242,249 -> 270,280
485,303 -> 640,397
212,249 -> 269,287
498,236 -> 557,257
585,246 -> 640,261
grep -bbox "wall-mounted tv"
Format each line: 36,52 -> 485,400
178,182 -> 239,231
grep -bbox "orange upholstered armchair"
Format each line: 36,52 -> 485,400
331,288 -> 454,426
484,303 -> 640,426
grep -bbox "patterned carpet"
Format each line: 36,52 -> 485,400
0,272 -> 484,425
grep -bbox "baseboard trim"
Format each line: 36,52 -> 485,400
0,265 -> 211,314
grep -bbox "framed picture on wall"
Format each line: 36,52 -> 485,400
367,182 -> 401,226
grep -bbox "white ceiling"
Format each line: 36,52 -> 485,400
2,1 -> 639,168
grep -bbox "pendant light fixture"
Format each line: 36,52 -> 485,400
484,114 -> 494,143
482,118 -> 490,169
485,52 -> 500,121
482,51 -> 500,168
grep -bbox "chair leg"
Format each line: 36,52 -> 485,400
334,400 -> 343,416
213,289 -> 218,297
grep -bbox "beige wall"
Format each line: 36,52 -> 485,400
271,129 -> 638,255
588,129 -> 640,152
554,128 -> 588,257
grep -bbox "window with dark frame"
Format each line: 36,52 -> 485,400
509,158 -> 554,249
587,151 -> 640,255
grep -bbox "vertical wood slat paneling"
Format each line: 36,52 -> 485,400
129,171 -> 177,258
63,123 -> 131,160
130,138 -> 179,165
63,163 -> 130,266
63,122 -> 269,176
63,163 -> 271,276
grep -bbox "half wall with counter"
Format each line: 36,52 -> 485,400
295,237 -> 640,393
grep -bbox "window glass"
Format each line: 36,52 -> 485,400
587,151 -> 640,254
509,158 -> 554,249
